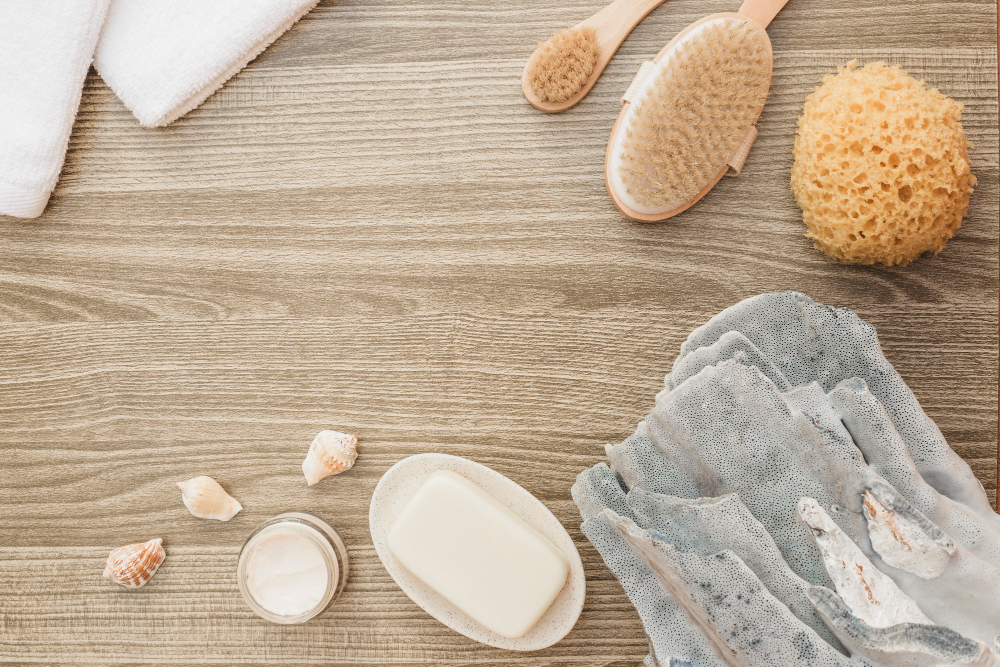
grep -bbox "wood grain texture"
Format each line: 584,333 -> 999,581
0,0 -> 996,663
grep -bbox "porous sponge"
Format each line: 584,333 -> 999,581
791,61 -> 976,266
525,26 -> 600,103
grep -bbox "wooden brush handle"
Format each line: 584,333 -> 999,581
583,0 -> 669,54
737,0 -> 791,28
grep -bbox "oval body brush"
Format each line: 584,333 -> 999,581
521,0 -> 671,113
605,0 -> 790,221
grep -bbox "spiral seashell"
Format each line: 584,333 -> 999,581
302,430 -> 358,486
103,538 -> 165,588
176,475 -> 242,521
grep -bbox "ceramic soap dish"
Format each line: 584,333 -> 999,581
369,453 -> 586,651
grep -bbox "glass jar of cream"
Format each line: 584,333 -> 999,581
237,512 -> 349,624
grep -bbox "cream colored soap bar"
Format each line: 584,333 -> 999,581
387,470 -> 569,639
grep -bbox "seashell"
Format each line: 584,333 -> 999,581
176,475 -> 242,521
798,496 -> 932,628
302,430 -> 358,486
103,538 -> 165,588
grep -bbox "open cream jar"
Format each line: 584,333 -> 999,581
237,512 -> 349,624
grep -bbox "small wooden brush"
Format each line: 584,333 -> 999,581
521,0 -> 671,113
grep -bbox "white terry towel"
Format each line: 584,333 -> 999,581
0,0 -> 110,219
94,0 -> 321,128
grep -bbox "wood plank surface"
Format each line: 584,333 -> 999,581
0,0 -> 997,663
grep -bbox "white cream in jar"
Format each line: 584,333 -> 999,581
237,512 -> 349,623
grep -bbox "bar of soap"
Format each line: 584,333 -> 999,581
387,469 -> 570,639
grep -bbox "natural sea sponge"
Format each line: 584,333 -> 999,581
571,293 -> 1000,666
791,60 -> 976,266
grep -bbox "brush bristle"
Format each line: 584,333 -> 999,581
525,26 -> 600,103
617,18 -> 771,212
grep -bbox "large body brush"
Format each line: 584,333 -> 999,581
606,0 -> 790,221
521,0 -> 670,113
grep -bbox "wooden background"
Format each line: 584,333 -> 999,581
1,0 -> 997,664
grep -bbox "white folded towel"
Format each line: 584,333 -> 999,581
94,0 -> 321,128
0,0 -> 110,219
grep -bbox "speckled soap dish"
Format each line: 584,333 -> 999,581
368,453 -> 586,651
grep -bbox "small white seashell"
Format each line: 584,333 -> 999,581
303,430 -> 358,486
798,497 -> 932,628
176,475 -> 242,521
103,538 -> 165,588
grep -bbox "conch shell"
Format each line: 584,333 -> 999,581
177,475 -> 242,521
103,538 -> 165,588
302,430 -> 358,486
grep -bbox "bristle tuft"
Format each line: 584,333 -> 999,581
617,19 -> 771,211
525,26 -> 600,103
